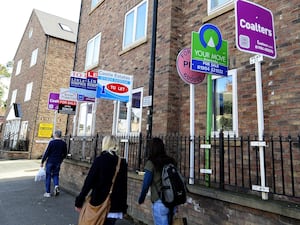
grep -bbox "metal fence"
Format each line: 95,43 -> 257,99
65,132 -> 300,202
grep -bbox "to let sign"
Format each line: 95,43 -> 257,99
96,70 -> 133,103
235,0 -> 276,59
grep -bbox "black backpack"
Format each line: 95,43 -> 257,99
159,163 -> 187,208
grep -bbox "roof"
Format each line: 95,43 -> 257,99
34,9 -> 78,43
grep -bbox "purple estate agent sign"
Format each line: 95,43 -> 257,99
235,0 -> 276,59
48,92 -> 59,110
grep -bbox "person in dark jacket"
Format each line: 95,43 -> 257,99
75,135 -> 128,225
41,130 -> 67,197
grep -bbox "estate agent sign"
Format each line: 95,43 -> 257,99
191,23 -> 228,76
235,0 -> 276,59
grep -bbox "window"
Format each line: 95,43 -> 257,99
15,59 -> 22,75
77,102 -> 94,136
85,33 -> 101,70
30,48 -> 38,67
59,23 -> 73,32
208,0 -> 232,14
24,82 -> 33,102
91,0 -> 102,10
19,121 -> 28,140
212,69 -> 238,137
29,28 -> 33,38
10,89 -> 17,106
123,0 -> 148,49
116,88 -> 143,135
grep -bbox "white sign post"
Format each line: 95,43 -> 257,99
236,0 -> 276,200
176,48 -> 206,184
250,55 -> 268,200
97,70 -> 133,161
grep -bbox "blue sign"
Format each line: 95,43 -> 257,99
69,71 -> 96,102
96,70 -> 133,103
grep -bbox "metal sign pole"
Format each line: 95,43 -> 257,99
251,54 -> 268,200
189,84 -> 195,184
205,74 -> 213,186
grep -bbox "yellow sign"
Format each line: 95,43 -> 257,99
38,123 -> 53,138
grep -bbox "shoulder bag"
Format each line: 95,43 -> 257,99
78,157 -> 121,225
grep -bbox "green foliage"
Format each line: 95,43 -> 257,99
0,63 -> 11,109
0,63 -> 11,77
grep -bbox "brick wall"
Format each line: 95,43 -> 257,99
60,160 -> 300,225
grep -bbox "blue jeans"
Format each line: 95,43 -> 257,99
45,162 -> 60,193
152,199 -> 171,225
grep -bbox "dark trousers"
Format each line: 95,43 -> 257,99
104,218 -> 117,225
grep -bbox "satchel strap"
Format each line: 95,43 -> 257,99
108,157 -> 121,195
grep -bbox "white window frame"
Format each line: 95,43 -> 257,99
85,33 -> 101,70
207,0 -> 233,15
15,59 -> 22,76
115,87 -> 143,136
19,121 -> 28,140
10,89 -> 17,106
29,28 -> 33,39
30,48 -> 38,67
122,0 -> 148,49
77,102 -> 95,136
212,69 -> 238,137
24,82 -> 33,102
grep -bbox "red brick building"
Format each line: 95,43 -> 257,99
61,1 -> 300,224
68,0 -> 299,138
2,9 -> 78,158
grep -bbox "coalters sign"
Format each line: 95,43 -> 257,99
235,0 -> 276,58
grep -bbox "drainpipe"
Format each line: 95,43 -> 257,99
30,35 -> 49,159
65,1 -> 83,136
146,0 -> 158,139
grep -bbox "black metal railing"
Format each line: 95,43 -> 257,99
64,132 -> 300,202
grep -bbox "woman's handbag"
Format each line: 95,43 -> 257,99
78,157 -> 121,225
173,217 -> 188,225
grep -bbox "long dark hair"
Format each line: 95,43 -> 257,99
148,137 -> 176,171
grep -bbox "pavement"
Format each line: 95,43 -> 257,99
0,159 -> 135,225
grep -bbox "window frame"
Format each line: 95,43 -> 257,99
115,87 -> 143,136
29,28 -> 33,39
10,89 -> 17,106
122,0 -> 148,50
24,82 -> 33,102
207,0 -> 233,15
77,102 -> 94,136
59,23 -> 73,32
211,69 -> 238,137
91,0 -> 103,10
30,48 -> 38,67
15,59 -> 22,76
84,33 -> 101,70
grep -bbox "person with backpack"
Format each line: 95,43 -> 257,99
138,137 -> 179,225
